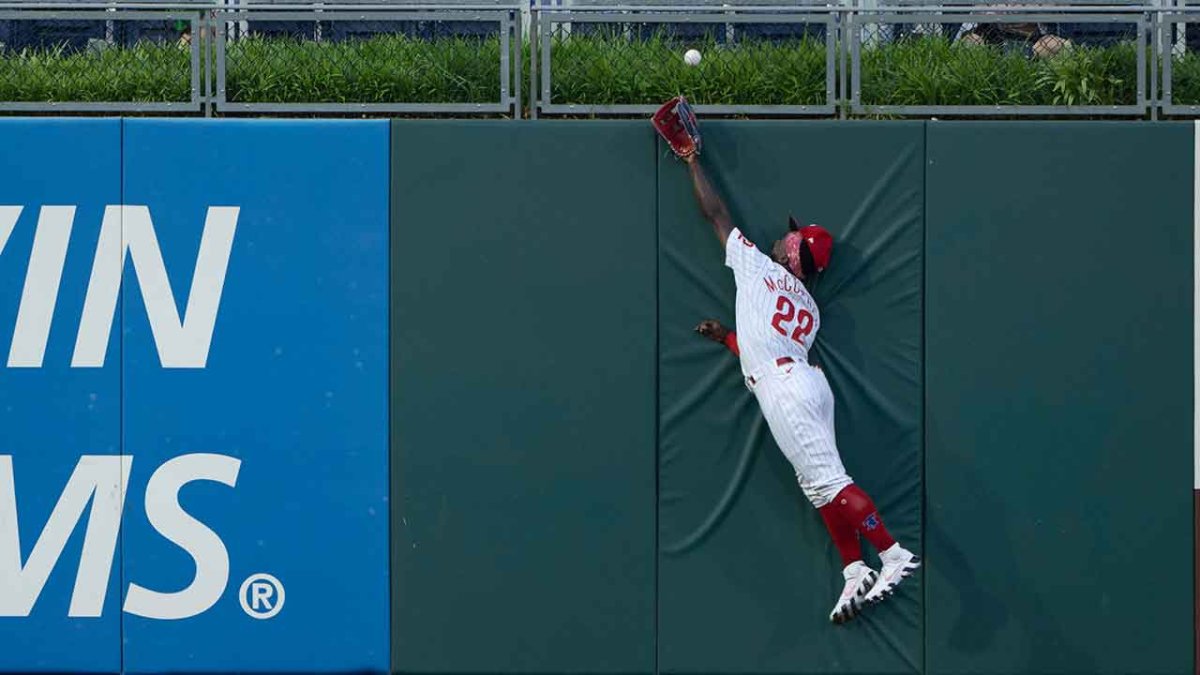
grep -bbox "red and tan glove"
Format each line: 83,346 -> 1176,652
652,96 -> 701,159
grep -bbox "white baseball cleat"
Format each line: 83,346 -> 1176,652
830,561 -> 878,625
863,544 -> 921,605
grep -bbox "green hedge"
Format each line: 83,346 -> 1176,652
0,42 -> 192,103
549,33 -> 827,106
226,36 -> 501,104
0,33 -> 1168,109
861,38 -> 1139,107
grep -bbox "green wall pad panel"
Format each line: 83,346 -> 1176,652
657,122 -> 925,674
391,121 -> 657,674
925,122 -> 1194,675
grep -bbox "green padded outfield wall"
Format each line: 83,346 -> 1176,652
390,121 -> 658,675
390,120 -> 1195,675
657,122 -> 926,674
925,122 -> 1194,674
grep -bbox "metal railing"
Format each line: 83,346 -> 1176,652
847,6 -> 1150,116
532,5 -> 837,116
0,1 -> 522,115
0,4 -> 206,113
213,5 -> 520,114
1158,7 -> 1200,114
0,0 -> 1197,117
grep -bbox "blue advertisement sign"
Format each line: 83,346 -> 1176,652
2,117 -> 389,673
0,119 -> 123,673
117,119 -> 390,673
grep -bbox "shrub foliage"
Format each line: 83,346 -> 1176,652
0,32 -> 1157,109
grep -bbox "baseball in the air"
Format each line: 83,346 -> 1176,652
684,49 -> 702,67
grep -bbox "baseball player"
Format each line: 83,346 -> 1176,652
679,150 -> 920,625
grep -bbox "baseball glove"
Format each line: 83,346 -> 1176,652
651,95 -> 701,159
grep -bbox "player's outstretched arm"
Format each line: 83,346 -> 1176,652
695,320 -> 739,356
685,156 -> 735,247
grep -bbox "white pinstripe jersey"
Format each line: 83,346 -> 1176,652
725,227 -> 821,378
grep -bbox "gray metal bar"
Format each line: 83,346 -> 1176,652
0,1 -> 520,9
216,10 -> 228,108
0,102 -> 201,111
1156,9 -> 1166,114
0,9 -> 203,18
0,3 -> 1167,13
500,8 -> 512,114
190,14 -> 202,107
850,11 -> 861,110
1137,13 -> 1147,112
0,1 -> 1170,10
540,10 -> 847,22
535,3 -> 1160,12
0,2 -> 219,7
838,10 -> 847,119
540,8 -> 551,110
215,9 -> 514,20
541,103 -> 838,114
851,104 -> 1146,115
860,10 -> 1140,22
200,10 -> 210,116
823,12 -> 836,108
1151,8 -> 1159,119
529,6 -> 538,118
217,101 -> 511,112
880,0 -> 1144,5
511,8 -> 522,119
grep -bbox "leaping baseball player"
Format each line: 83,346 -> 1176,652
652,97 -> 920,625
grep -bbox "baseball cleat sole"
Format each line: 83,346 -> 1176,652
830,568 -> 878,625
865,555 -> 921,605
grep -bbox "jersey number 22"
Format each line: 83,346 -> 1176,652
771,296 -> 814,345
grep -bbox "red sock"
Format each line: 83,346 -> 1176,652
832,484 -> 896,553
818,502 -> 861,567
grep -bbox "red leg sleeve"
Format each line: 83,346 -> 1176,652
832,484 -> 897,553
818,502 -> 862,567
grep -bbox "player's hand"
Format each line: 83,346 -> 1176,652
695,320 -> 730,343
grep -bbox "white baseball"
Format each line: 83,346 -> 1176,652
684,49 -> 702,67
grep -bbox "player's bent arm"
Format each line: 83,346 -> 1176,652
686,156 -> 735,247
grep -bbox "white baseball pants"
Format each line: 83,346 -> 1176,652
748,361 -> 853,508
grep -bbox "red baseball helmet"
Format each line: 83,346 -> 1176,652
787,215 -> 833,274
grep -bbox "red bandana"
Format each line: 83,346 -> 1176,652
783,231 -> 806,278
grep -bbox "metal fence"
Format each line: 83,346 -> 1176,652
0,4 -> 205,113
1159,7 -> 1200,114
0,0 -> 1196,117
848,7 -> 1149,116
213,6 -> 520,114
532,5 -> 837,116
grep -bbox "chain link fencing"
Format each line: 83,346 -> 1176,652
215,6 -> 520,114
533,6 -> 835,115
850,9 -> 1146,115
0,7 -> 202,112
1160,9 -> 1200,114
0,1 -> 1192,117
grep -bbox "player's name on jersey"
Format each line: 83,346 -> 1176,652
764,272 -> 806,296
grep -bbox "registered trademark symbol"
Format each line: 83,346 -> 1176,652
239,573 -> 285,619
